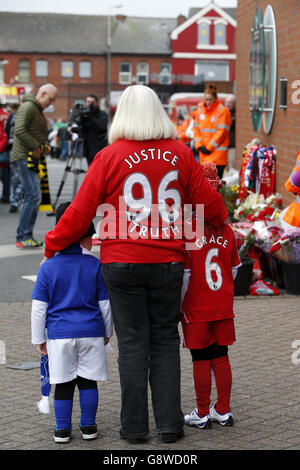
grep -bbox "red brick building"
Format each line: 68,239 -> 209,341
236,0 -> 300,207
0,12 -> 177,119
0,4 -> 236,121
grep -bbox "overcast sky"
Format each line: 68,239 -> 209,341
0,0 -> 237,18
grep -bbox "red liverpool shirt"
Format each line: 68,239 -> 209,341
45,138 -> 227,262
181,222 -> 241,322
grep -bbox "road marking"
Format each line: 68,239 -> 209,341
0,341 -> 6,365
22,275 -> 37,282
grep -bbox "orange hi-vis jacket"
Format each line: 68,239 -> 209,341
283,151 -> 300,228
176,119 -> 190,144
193,99 -> 232,166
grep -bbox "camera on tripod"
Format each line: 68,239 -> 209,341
70,103 -> 96,136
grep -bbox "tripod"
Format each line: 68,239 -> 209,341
49,137 -> 86,214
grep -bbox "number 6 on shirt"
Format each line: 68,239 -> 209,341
205,248 -> 223,291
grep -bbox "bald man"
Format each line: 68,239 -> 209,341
11,84 -> 58,248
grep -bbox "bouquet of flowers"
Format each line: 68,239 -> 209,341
245,206 -> 275,222
233,192 -> 282,222
251,221 -> 283,252
233,192 -> 265,221
230,221 -> 256,259
237,230 -> 257,259
270,228 -> 300,262
219,183 -> 239,220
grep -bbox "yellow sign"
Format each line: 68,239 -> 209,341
0,85 -> 26,97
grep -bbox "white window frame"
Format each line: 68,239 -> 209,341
36,59 -> 48,78
196,17 -> 229,50
197,19 -> 211,47
214,19 -> 227,47
79,61 -> 92,78
194,60 -> 229,82
159,63 -> 172,85
136,62 -> 149,85
119,62 -> 132,84
18,59 -> 30,83
61,60 -> 74,78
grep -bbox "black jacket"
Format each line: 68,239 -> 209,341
82,107 -> 108,164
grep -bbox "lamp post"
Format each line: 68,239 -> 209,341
106,4 -> 123,123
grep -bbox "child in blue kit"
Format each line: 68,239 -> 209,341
31,202 -> 113,443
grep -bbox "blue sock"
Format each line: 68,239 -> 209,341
54,399 -> 73,430
79,389 -> 99,427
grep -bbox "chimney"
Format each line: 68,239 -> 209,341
177,14 -> 186,26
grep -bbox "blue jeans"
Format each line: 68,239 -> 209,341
60,141 -> 69,160
10,155 -> 24,207
101,262 -> 184,438
13,159 -> 41,241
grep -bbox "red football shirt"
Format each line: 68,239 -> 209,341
181,222 -> 241,322
45,138 -> 227,262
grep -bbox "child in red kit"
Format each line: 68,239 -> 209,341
181,163 -> 241,429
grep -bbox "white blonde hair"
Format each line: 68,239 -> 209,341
109,85 -> 177,143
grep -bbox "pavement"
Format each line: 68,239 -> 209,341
0,158 -> 300,458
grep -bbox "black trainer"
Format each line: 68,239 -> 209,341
80,424 -> 98,440
53,427 -> 72,443
160,430 -> 184,443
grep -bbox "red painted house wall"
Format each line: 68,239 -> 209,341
171,8 -> 236,86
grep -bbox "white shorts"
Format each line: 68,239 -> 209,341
47,337 -> 108,384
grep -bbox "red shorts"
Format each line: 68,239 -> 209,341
181,318 -> 235,349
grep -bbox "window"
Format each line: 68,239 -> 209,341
159,63 -> 172,85
214,23 -> 226,46
194,61 -> 229,83
136,63 -> 149,84
197,22 -> 210,46
61,60 -> 74,78
36,60 -> 48,77
18,59 -> 30,83
119,62 -> 132,84
79,61 -> 91,78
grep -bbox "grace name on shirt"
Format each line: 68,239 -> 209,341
195,234 -> 229,249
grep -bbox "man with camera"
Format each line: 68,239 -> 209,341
70,94 -> 108,166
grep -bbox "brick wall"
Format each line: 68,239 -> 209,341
2,53 -> 107,120
236,0 -> 300,207
2,52 -> 172,120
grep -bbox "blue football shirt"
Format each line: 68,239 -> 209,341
31,244 -> 107,339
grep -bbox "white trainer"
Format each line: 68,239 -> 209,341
184,408 -> 212,429
210,404 -> 234,426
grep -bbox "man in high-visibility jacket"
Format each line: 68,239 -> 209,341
282,151 -> 300,230
176,113 -> 190,145
193,84 -> 232,178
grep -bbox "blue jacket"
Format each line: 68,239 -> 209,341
31,244 -> 108,339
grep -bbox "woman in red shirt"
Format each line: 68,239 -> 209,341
43,85 -> 227,444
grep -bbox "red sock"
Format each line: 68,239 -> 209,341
192,360 -> 212,417
211,355 -> 232,415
